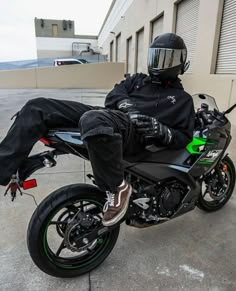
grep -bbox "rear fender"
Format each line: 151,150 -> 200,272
18,151 -> 58,181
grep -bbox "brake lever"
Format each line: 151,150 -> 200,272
209,111 -> 224,123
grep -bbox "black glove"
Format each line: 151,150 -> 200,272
117,99 -> 138,114
129,114 -> 173,145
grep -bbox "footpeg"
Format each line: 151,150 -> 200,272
87,174 -> 96,185
126,218 -> 153,228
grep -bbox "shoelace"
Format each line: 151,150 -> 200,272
103,191 -> 115,212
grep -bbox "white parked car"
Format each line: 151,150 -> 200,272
53,58 -> 89,66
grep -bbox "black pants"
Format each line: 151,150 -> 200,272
0,97 -> 142,192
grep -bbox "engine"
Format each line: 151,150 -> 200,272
127,176 -> 188,226
157,182 -> 187,217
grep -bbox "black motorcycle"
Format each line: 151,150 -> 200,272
12,94 -> 235,278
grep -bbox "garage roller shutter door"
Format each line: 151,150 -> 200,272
216,0 -> 236,74
176,0 -> 200,73
136,29 -> 144,73
127,37 -> 133,74
116,34 -> 121,62
151,16 -> 164,42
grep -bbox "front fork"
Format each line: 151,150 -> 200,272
204,154 -> 228,188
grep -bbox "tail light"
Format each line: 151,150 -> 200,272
40,138 -> 51,146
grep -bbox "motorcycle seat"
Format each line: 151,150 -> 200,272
48,128 -> 81,133
45,128 -> 189,166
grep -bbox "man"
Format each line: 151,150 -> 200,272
0,33 -> 195,227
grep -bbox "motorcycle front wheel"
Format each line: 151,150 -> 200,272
197,156 -> 235,212
27,184 -> 120,278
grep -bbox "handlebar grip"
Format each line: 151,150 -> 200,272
201,111 -> 209,123
200,111 -> 212,125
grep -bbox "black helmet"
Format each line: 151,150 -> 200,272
148,33 -> 189,81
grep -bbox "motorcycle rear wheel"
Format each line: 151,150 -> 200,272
27,184 -> 120,278
197,156 -> 235,212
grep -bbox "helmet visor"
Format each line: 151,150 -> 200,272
148,48 -> 187,71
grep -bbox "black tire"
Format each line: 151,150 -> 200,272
27,184 -> 120,278
197,156 -> 235,212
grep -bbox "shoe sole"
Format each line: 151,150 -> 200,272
102,186 -> 132,227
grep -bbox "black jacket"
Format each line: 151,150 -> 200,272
105,73 -> 195,149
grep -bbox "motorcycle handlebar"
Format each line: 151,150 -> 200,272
200,111 -> 212,125
224,103 -> 236,115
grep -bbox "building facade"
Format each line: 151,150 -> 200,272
35,18 -> 99,59
97,0 -> 236,122
34,0 -> 236,124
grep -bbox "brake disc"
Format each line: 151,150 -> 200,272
208,171 -> 229,200
64,214 -> 98,253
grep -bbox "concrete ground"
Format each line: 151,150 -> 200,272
0,89 -> 236,291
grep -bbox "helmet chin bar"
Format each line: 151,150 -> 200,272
148,64 -> 183,81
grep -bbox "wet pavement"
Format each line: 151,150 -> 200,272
0,89 -> 236,291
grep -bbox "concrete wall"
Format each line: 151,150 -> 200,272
0,63 -> 125,89
182,74 -> 236,125
98,0 -> 134,46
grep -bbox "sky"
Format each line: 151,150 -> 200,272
0,0 -> 113,62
